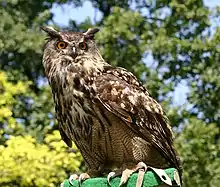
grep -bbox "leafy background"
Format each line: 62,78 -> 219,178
0,0 -> 219,186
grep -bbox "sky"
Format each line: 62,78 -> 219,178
51,1 -> 220,106
51,1 -> 102,26
51,0 -> 220,26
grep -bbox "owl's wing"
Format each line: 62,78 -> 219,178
93,66 -> 180,169
59,122 -> 73,147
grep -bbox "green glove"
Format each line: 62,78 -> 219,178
61,168 -> 180,187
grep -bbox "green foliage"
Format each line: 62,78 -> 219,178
176,118 -> 220,186
0,131 -> 82,187
145,0 -> 220,126
0,71 -> 82,186
0,71 -> 29,143
0,0 -> 219,186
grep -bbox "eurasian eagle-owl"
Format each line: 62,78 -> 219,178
41,26 -> 182,187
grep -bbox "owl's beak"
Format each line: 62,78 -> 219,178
72,47 -> 76,54
71,47 -> 77,58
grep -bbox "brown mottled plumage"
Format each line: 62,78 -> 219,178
41,26 -> 182,186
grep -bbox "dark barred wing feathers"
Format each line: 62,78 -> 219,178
93,66 -> 181,171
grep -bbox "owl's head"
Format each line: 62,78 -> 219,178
41,26 -> 103,74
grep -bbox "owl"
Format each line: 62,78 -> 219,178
41,26 -> 182,187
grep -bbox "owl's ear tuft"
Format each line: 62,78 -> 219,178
41,26 -> 60,38
84,28 -> 100,39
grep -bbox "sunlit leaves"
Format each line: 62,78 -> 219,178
0,130 -> 82,187
175,118 -> 220,186
0,71 -> 30,139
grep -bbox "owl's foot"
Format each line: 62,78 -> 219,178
68,174 -> 78,185
107,162 -> 148,187
107,170 -> 122,184
108,162 -> 173,186
68,173 -> 91,186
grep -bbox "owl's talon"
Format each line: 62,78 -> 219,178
119,168 -> 134,186
136,162 -> 148,187
107,170 -> 122,185
118,162 -> 149,187
78,176 -> 83,186
107,171 -> 116,184
78,173 -> 91,186
136,162 -> 148,171
68,174 -> 78,185
136,168 -> 146,187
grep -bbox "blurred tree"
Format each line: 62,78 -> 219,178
144,0 -> 220,127
0,71 -> 29,143
0,71 -> 82,186
175,118 -> 220,187
0,131 -> 82,187
0,0 -> 219,186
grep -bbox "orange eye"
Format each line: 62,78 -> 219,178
57,41 -> 67,49
79,42 -> 88,50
